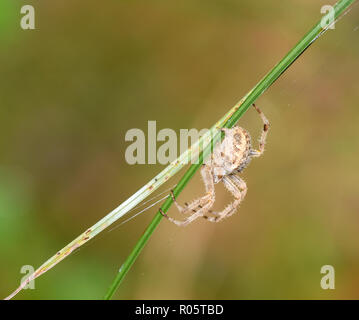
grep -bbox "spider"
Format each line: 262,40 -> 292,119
160,103 -> 270,226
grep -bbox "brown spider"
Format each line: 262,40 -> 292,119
160,104 -> 270,226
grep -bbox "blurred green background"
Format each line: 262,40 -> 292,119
1,0 -> 358,299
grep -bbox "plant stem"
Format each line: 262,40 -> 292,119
104,0 -> 357,300
104,144 -> 215,300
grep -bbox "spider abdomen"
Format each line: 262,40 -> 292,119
208,126 -> 252,183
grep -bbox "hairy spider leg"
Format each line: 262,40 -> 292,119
160,165 -> 215,226
203,175 -> 247,222
250,103 -> 270,158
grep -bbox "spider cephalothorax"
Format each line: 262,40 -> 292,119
160,103 -> 270,226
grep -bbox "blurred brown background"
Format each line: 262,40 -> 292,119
0,0 -> 358,299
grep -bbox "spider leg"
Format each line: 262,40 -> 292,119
203,175 -> 247,223
170,164 -> 215,214
161,165 -> 215,226
250,103 -> 270,158
230,175 -> 247,199
169,190 -> 212,214
161,196 -> 215,226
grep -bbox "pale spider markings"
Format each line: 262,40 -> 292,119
159,104 -> 270,226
